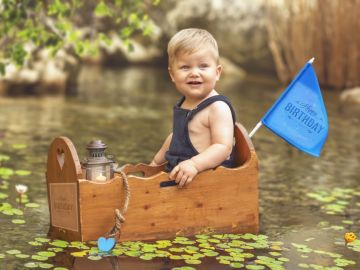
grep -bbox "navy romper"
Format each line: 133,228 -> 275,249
164,95 -> 237,172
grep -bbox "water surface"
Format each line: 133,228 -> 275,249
0,66 -> 359,269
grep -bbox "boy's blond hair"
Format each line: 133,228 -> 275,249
167,28 -> 219,66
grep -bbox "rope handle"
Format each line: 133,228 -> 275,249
107,170 -> 130,239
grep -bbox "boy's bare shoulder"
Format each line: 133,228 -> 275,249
208,100 -> 233,118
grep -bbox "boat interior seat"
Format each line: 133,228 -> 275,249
232,122 -> 253,168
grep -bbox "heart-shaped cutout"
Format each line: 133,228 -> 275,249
97,237 -> 116,252
57,149 -> 65,170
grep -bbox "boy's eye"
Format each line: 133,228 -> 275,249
180,65 -> 189,70
199,64 -> 209,69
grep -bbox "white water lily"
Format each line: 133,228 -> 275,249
15,184 -> 28,194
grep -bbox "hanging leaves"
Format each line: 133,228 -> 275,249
0,0 -> 160,75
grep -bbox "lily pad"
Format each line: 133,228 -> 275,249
0,167 -> 14,178
341,220 -> 354,225
2,208 -> 14,215
37,251 -> 56,258
0,154 -> 9,162
12,208 -> 24,215
230,262 -> 244,268
24,262 -> 39,268
31,255 -> 48,261
47,247 -> 63,253
49,240 -> 69,248
15,254 -> 30,259
269,252 -> 282,257
208,238 -> 221,243
25,203 -> 40,208
185,259 -> 202,264
246,265 -> 265,270
195,234 -> 210,239
270,245 -> 283,251
218,259 -> 231,265
28,241 -> 43,246
334,258 -> 356,267
12,219 -> 26,224
71,251 -> 88,257
15,170 -> 32,176
140,253 -> 157,260
124,250 -> 142,257
6,249 -> 21,255
203,250 -> 219,257
278,257 -> 290,262
34,237 -> 50,243
38,263 -> 54,269
171,267 -> 196,270
169,255 -> 183,260
169,247 -> 183,253
12,143 -> 27,149
156,240 -> 172,248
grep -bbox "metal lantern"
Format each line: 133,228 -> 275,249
81,140 -> 114,181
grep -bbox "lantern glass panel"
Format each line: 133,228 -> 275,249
85,164 -> 111,181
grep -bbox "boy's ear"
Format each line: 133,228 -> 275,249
168,67 -> 175,82
216,64 -> 222,81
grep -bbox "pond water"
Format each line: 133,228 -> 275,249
0,65 -> 359,270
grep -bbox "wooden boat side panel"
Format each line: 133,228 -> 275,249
120,163 -> 166,178
119,159 -> 258,241
234,123 -> 253,166
116,122 -> 258,241
46,122 -> 259,242
78,177 -> 123,241
46,136 -> 83,241
118,153 -> 258,241
46,136 -> 83,183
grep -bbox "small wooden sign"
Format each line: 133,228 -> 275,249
49,183 -> 79,232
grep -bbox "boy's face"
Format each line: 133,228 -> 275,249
168,49 -> 222,102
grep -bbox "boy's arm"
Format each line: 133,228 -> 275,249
170,102 -> 234,187
150,133 -> 173,166
191,104 -> 233,171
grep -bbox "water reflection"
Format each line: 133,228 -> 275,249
71,256 -> 228,270
0,65 -> 359,269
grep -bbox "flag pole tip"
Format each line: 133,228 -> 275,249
308,57 -> 315,64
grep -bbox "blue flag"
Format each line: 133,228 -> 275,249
261,59 -> 328,157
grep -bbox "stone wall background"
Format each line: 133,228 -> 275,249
1,0 -> 359,97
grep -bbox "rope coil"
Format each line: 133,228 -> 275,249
107,170 -> 130,239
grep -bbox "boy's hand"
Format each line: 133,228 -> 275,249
169,159 -> 198,188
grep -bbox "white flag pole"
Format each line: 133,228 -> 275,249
249,121 -> 262,138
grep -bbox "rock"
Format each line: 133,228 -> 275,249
220,57 -> 246,78
151,0 -> 275,73
0,48 -> 80,96
340,87 -> 360,105
100,31 -> 163,66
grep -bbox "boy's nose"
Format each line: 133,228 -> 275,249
189,68 -> 200,77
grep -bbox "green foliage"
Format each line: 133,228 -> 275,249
94,1 -> 113,17
0,0 -> 160,75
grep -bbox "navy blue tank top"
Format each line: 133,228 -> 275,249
164,95 -> 236,172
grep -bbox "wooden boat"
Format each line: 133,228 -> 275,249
46,122 -> 259,242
